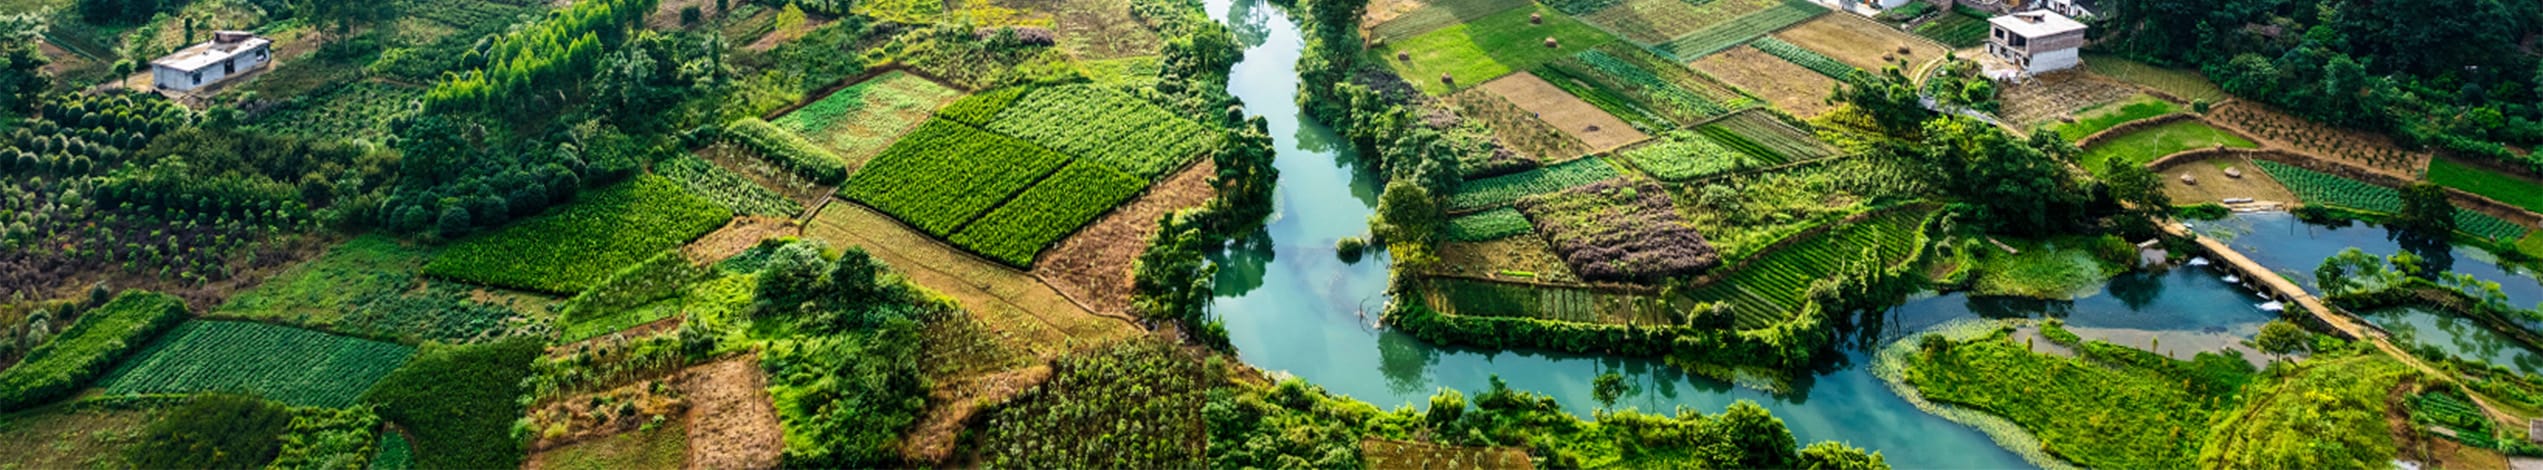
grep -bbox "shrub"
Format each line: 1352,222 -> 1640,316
360,338 -> 543,470
2175,202 -> 2230,220
128,394 -> 294,469
725,117 -> 849,184
270,405 -> 384,470
2253,320 -> 2308,354
0,290 -> 189,411
423,175 -> 732,294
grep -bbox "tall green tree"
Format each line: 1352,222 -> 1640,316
2395,182 -> 2457,238
0,14 -> 48,115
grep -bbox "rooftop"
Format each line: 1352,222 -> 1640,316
149,31 -> 270,72
1990,11 -> 2087,38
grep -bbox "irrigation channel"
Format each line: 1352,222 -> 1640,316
1198,1 -> 2543,466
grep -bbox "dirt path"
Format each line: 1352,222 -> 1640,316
679,357 -> 783,470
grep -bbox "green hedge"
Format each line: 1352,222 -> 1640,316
0,291 -> 190,411
726,117 -> 849,184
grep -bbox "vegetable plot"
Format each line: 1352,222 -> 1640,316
0,291 -> 190,411
950,160 -> 1150,267
844,119 -> 1073,236
1656,0 -> 1826,59
659,154 -> 804,217
2258,161 -> 2530,242
1621,130 -> 1756,181
1449,156 -> 1624,212
424,175 -> 733,294
99,321 -> 417,407
1747,37 -> 1853,80
726,117 -> 850,184
1516,180 -> 1723,281
984,85 -> 1217,179
1447,208 -> 1535,242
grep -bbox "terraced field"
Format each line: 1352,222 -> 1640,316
1684,207 -> 1929,328
2255,161 -> 2532,242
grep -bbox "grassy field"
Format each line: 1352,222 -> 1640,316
539,420 -> 689,470
2082,54 -> 2229,103
99,321 -> 417,407
2053,96 -> 2177,141
2078,120 -> 2257,173
1682,207 -> 1927,328
1971,236 -> 2124,300
424,175 -> 734,294
0,403 -> 164,469
1366,0 -> 1534,41
803,204 -> 1138,360
1371,4 -> 1622,95
771,71 -> 963,169
2199,354 -> 2412,469
1904,327 -> 2257,469
214,235 -> 540,343
2521,232 -> 2543,259
2429,158 -> 2543,214
560,274 -> 753,341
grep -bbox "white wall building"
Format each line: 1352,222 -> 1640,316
1986,11 -> 2087,74
150,31 -> 271,92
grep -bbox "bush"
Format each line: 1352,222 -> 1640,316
2175,202 -> 2230,220
128,394 -> 294,469
0,290 -> 189,411
360,338 -> 543,470
270,405 -> 384,470
725,118 -> 849,184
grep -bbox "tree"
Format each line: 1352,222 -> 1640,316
1916,117 -> 2090,235
1829,67 -> 1930,137
129,394 -> 293,469
1132,210 -> 1223,348
2254,320 -> 2309,354
1711,401 -> 1798,468
1798,441 -> 1888,470
1591,372 -> 1628,410
2395,182 -> 2457,239
0,14 -> 50,114
1426,388 -> 1466,427
756,241 -> 831,316
1371,180 -> 1441,269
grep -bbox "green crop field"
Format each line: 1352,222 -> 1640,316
1748,37 -> 1853,79
659,154 -> 805,217
983,85 -> 1218,179
423,175 -> 734,294
0,291 -> 190,411
726,117 -> 850,184
1913,11 -> 1990,48
1532,45 -> 1746,130
1430,278 -> 1600,323
1446,207 -> 1534,241
2256,160 -> 2530,242
772,71 -> 963,166
216,236 -> 536,344
1448,156 -> 1625,211
845,119 -> 1075,236
1577,0 -> 1783,46
1656,0 -> 1826,59
1372,4 -> 1623,96
1368,0 -> 1535,41
938,86 -> 1033,126
949,160 -> 1150,267
1620,130 -> 1756,181
2430,158 -> 2543,214
2053,96 -> 2177,141
1703,111 -> 1835,163
2078,120 -> 2256,174
561,274 -> 753,341
1684,207 -> 1927,328
98,321 -> 416,408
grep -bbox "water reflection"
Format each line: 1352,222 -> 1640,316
2363,306 -> 2543,374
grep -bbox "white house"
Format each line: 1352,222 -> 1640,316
1986,10 -> 2086,74
150,31 -> 271,92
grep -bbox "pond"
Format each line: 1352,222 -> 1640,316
2196,211 -> 2543,308
1197,1 -> 2289,467
2358,305 -> 2543,374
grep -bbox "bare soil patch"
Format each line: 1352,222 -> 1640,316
679,357 -> 783,470
2208,101 -> 2431,175
682,216 -> 798,264
1435,236 -> 1581,284
2158,156 -> 2300,207
986,0 -> 1164,60
1771,14 -> 1943,72
1032,160 -> 1217,317
1361,438 -> 1536,469
1361,0 -> 1431,29
2000,70 -> 2138,128
1692,46 -> 1837,118
1480,72 -> 1650,152
525,379 -> 690,453
804,203 -> 1139,359
647,0 -> 726,30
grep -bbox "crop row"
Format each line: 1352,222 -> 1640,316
1748,37 -> 1854,79
1657,0 -> 1827,59
1531,65 -> 1674,132
1449,157 -> 1623,211
1516,180 -> 1723,281
843,119 -> 1073,237
2255,160 -> 2530,242
1446,207 -> 1535,242
1685,208 -> 1926,327
1580,0 -> 1781,46
984,84 -> 1218,179
1428,278 -> 1600,323
936,86 -> 1033,126
949,160 -> 1149,267
0,291 -> 189,411
1575,47 -> 1733,118
1620,130 -> 1755,181
658,154 -> 804,217
726,117 -> 849,184
1450,89 -> 1586,164
99,321 -> 417,407
1707,111 -> 1835,163
1534,47 -> 1732,129
422,175 -> 734,294
1913,10 -> 1991,48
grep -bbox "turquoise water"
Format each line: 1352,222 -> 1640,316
2359,305 -> 2543,374
2198,211 -> 2543,308
1195,2 -> 2292,466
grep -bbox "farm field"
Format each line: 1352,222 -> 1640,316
1914,10 -> 1990,48
983,84 -> 1217,179
697,143 -> 833,208
1031,160 -> 1218,317
1676,158 -> 1931,259
659,154 -> 805,217
0,403 -> 165,469
1449,87 -> 1590,163
2428,158 -> 2543,214
1747,37 -> 1853,80
804,204 -> 1137,360
843,119 -> 1073,237
2256,160 -> 2531,242
770,71 -> 964,169
949,160 -> 1150,267
1903,327 -> 2255,469
1682,206 -> 1928,328
0,291 -> 190,411
2003,72 -> 2145,130
1970,237 -> 2123,300
1421,278 -> 1673,325
2157,157 -> 2300,205
1574,0 -> 1771,46
1449,156 -> 1625,212
1447,207 -> 1533,242
1654,0 -> 1826,59
1516,180 -> 1722,281
2050,94 -> 2176,141
982,0 -> 1163,59
559,274 -> 752,341
213,235 -> 542,344
1479,72 -> 1650,151
1529,44 -> 1747,130
1361,438 -> 1536,469
2081,54 -> 2229,103
1370,4 -> 1621,95
1436,236 -> 1583,283
1692,46 -> 1838,118
1618,130 -> 1756,181
244,81 -> 425,143
2207,101 -> 2431,174
535,420 -> 689,470
1769,14 -> 1943,73
1703,110 -> 1836,162
1365,0 -> 1534,41
423,175 -> 735,294
2078,120 -> 2258,174
99,321 -> 417,407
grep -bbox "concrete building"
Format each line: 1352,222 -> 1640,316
150,31 -> 271,92
1986,10 -> 2086,74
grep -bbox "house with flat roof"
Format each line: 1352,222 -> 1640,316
1986,10 -> 2086,74
150,31 -> 271,92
